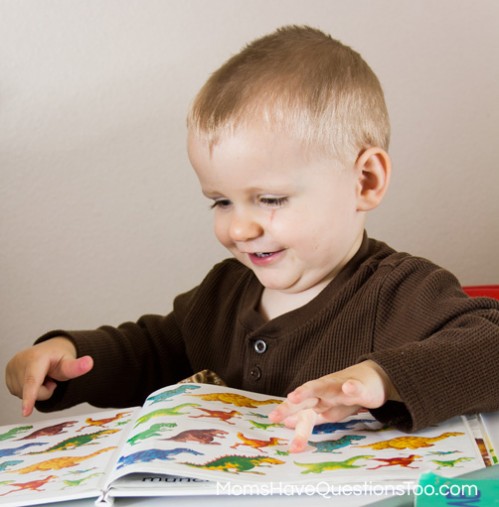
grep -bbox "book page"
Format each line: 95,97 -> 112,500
106,383 -> 486,494
0,408 -> 138,507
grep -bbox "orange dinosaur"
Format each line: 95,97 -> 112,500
368,454 -> 422,470
359,432 -> 463,450
190,408 -> 242,424
0,475 -> 57,496
189,392 -> 281,408
77,412 -> 131,431
230,432 -> 287,453
14,447 -> 116,474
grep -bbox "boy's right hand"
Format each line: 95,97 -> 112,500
5,337 -> 93,417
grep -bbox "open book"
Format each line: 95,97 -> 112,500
0,383 -> 493,506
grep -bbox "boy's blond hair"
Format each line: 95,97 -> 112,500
187,25 -> 390,163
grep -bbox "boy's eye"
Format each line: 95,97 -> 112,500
210,198 -> 232,209
259,196 -> 288,207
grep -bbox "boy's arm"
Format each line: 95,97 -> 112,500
31,311 -> 193,413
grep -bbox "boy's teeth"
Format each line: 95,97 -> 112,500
255,252 -> 272,258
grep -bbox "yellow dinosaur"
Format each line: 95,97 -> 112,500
14,447 -> 116,474
359,432 -> 464,450
189,392 -> 281,408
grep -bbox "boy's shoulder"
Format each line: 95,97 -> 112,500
360,236 -> 466,299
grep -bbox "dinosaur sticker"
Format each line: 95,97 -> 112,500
0,426 -> 33,442
77,412 -> 132,432
162,428 -> 229,445
189,408 -> 242,424
28,429 -> 120,454
116,448 -> 203,469
19,422 -> 77,439
230,432 -> 287,453
127,423 -> 177,446
189,392 -> 282,408
182,454 -> 285,475
294,455 -> 375,474
145,384 -> 201,404
308,434 -> 366,453
14,447 -> 116,474
134,404 -> 200,428
0,475 -> 57,496
359,432 -> 464,450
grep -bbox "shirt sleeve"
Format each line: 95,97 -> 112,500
366,257 -> 499,431
34,308 -> 195,413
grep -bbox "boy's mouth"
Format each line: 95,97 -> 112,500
247,250 -> 284,265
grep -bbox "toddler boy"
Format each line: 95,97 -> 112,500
6,26 -> 499,453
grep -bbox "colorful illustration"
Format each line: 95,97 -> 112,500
0,426 -> 32,442
61,473 -> 103,489
162,428 -> 228,445
189,392 -> 281,408
127,423 -> 177,445
117,448 -> 203,469
19,422 -> 77,439
189,408 -> 242,424
0,443 -> 45,458
78,412 -> 131,431
134,404 -> 200,427
0,461 -> 22,472
312,419 -> 376,434
0,384 -> 487,506
0,476 -> 57,496
359,432 -> 464,450
146,384 -> 201,404
230,432 -> 287,453
183,454 -> 285,475
248,420 -> 284,431
294,455 -> 375,474
29,429 -> 119,454
367,454 -> 422,470
14,447 -> 116,474
430,457 -> 475,469
308,434 -> 366,453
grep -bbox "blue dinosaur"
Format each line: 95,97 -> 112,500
117,447 -> 203,469
309,434 -> 366,452
0,460 -> 23,472
0,443 -> 46,458
312,419 -> 374,435
145,385 -> 201,405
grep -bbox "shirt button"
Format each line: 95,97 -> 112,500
250,366 -> 262,380
254,339 -> 267,354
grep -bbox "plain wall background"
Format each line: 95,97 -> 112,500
1,0 -> 498,426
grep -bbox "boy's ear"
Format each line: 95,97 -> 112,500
354,147 -> 391,211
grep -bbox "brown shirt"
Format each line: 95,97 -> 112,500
36,234 -> 499,431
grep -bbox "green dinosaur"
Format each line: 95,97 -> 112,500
62,473 -> 103,489
248,420 -> 284,431
127,423 -> 177,445
0,426 -> 33,442
29,429 -> 119,454
431,457 -> 474,469
294,455 -> 375,474
134,404 -> 200,428
183,454 -> 285,475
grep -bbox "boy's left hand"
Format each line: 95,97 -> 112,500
268,360 -> 399,453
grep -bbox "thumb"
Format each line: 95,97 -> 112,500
52,355 -> 94,382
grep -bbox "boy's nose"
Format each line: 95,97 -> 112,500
228,212 -> 264,242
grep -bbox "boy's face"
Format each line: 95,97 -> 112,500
188,124 -> 366,298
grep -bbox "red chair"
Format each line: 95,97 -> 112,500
463,285 -> 499,300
